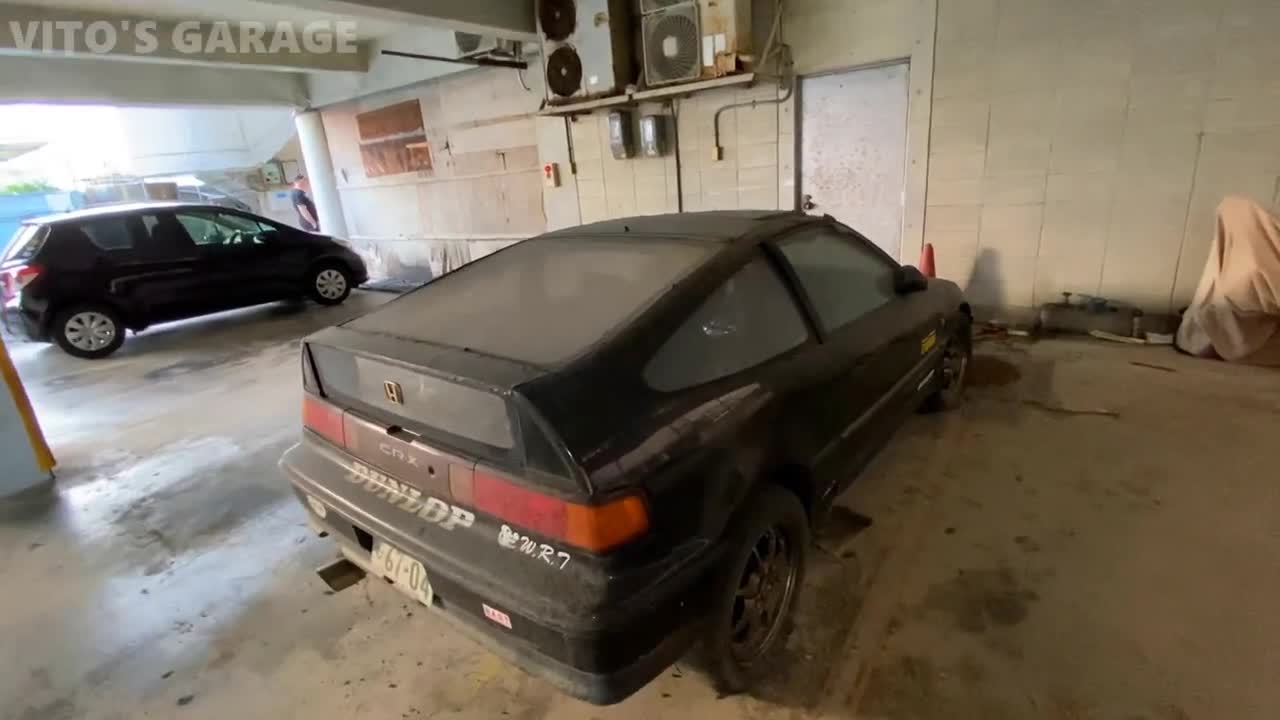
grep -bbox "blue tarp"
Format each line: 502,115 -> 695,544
0,192 -> 84,251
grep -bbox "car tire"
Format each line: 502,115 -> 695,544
53,303 -> 126,360
700,483 -> 809,695
922,318 -> 973,413
308,263 -> 353,306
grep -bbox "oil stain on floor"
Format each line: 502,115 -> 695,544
920,567 -> 1039,634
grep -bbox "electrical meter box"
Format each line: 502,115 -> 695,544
639,114 -> 668,157
608,110 -> 636,160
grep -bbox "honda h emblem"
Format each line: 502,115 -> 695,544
384,381 -> 405,405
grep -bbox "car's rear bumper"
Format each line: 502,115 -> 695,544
304,502 -> 698,704
279,440 -> 713,705
10,300 -> 48,341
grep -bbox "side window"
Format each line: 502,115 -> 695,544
135,214 -> 195,259
175,212 -> 223,246
78,217 -> 135,251
645,257 -> 810,392
215,213 -> 272,245
778,228 -> 896,332
175,212 -> 270,247
3,224 -> 49,262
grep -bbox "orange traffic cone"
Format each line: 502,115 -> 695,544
920,243 -> 937,278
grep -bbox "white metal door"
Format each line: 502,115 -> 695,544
799,63 -> 909,260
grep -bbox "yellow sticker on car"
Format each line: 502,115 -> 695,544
921,330 -> 938,355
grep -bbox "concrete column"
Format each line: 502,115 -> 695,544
294,110 -> 349,238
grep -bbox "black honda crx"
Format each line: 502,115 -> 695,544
281,211 -> 971,704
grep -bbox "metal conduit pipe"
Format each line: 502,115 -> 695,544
711,0 -> 794,160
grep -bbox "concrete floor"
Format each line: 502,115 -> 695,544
3,294 -> 1279,720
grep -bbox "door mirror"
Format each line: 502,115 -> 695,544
894,265 -> 929,294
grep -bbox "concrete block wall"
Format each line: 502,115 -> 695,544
320,67 -> 546,280
552,0 -> 930,247
678,82 -> 792,213
570,103 -> 679,223
567,83 -> 791,223
927,0 -> 1280,314
306,0 -> 1280,314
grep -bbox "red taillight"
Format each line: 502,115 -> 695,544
465,468 -> 650,553
474,470 -> 566,538
2,265 -> 41,299
302,393 -> 345,447
12,264 -> 42,290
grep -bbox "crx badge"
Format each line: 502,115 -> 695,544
384,381 -> 405,405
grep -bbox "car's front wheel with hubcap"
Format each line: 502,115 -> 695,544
701,483 -> 809,694
54,304 -> 125,359
308,264 -> 353,305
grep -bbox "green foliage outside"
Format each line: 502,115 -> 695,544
0,180 -> 57,195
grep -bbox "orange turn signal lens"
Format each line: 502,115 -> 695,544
565,494 -> 650,553
469,467 -> 650,553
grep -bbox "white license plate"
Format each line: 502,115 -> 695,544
371,541 -> 433,606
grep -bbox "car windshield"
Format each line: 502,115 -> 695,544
3,224 -> 47,263
347,237 -> 714,366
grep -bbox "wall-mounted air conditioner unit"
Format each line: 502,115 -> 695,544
536,0 -> 636,104
642,0 -> 752,87
454,32 -> 519,59
640,0 -> 689,11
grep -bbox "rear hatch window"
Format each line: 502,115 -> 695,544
310,344 -> 515,450
308,342 -> 576,491
345,237 -> 714,367
2,224 -> 48,263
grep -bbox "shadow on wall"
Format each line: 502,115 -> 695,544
965,249 -> 1003,309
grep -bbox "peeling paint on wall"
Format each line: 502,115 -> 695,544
350,236 -> 522,283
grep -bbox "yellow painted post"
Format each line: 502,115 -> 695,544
0,333 -> 54,473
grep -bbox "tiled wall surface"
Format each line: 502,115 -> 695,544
319,0 -> 1280,312
569,83 -> 792,224
553,0 -> 933,264
322,69 -> 546,241
320,68 -> 547,280
927,0 -> 1280,312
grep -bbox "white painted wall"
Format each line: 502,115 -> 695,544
318,65 -> 546,279
258,136 -> 310,226
551,0 -> 936,270
50,0 -> 1236,315
549,0 -> 1280,316
927,0 -> 1280,314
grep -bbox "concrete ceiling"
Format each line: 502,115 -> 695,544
10,0 -> 402,40
0,141 -> 45,161
0,0 -> 538,107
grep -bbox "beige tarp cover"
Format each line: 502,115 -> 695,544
1177,197 -> 1280,366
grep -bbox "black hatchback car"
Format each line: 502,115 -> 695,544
280,211 -> 970,704
1,203 -> 367,358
